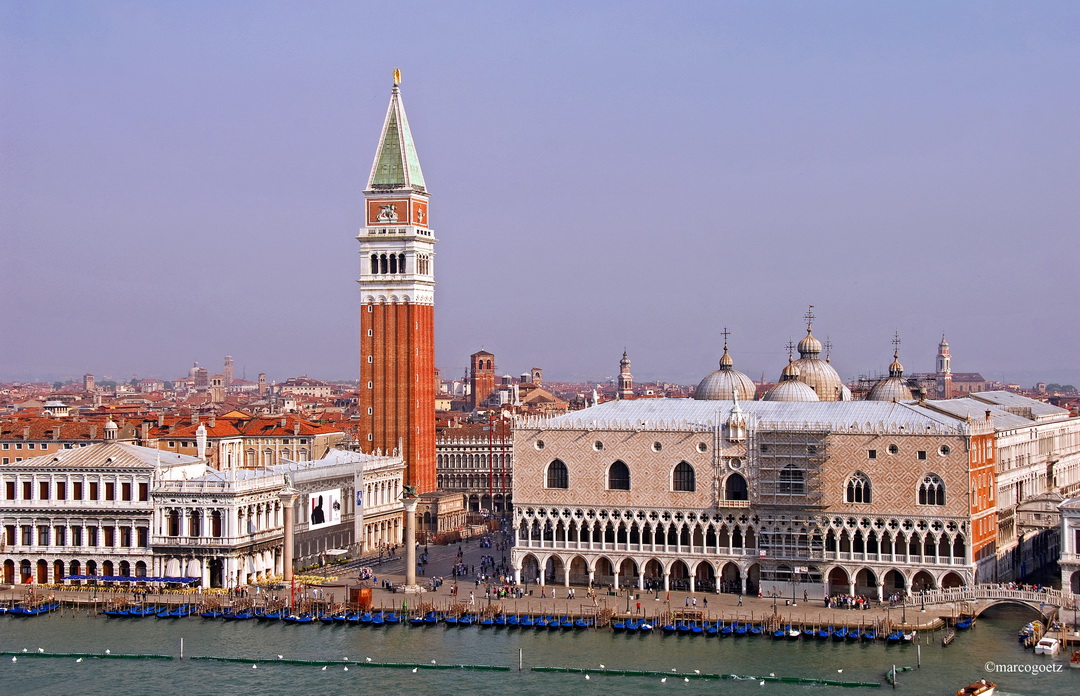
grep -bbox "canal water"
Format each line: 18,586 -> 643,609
0,605 -> 1071,695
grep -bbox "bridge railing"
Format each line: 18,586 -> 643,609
903,583 -> 1077,610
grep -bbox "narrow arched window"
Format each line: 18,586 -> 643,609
919,474 -> 946,506
380,254 -> 388,274
370,254 -> 378,274
673,461 -> 695,492
389,253 -> 398,274
724,473 -> 748,500
546,459 -> 568,489
608,460 -> 630,490
398,253 -> 406,273
846,472 -> 872,504
778,463 -> 804,495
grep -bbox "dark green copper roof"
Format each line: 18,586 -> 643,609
369,86 -> 426,190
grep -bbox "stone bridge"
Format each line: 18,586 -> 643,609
903,583 -> 1076,618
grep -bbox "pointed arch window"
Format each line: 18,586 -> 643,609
672,461 -> 695,492
846,472 -> 872,504
778,463 -> 804,495
545,459 -> 568,489
608,460 -> 630,490
724,473 -> 748,500
919,474 -> 946,506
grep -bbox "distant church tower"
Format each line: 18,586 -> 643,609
358,71 -> 437,494
469,351 -> 496,411
618,350 -> 634,399
936,335 -> 952,399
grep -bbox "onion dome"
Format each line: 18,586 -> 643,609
867,344 -> 914,402
764,358 -> 819,402
695,340 -> 756,401
792,312 -> 845,401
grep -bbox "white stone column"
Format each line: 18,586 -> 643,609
563,564 -> 570,588
278,485 -> 299,587
664,572 -> 670,591
403,497 -> 421,592
613,570 -> 620,590
877,582 -> 884,602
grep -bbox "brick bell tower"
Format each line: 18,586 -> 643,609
358,70 -> 437,493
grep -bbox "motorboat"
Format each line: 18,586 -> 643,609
1070,648 -> 1080,669
956,680 -> 995,696
1034,637 -> 1060,656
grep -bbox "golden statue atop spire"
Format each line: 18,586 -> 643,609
393,68 -> 401,86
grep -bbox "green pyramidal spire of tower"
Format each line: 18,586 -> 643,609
368,72 -> 426,191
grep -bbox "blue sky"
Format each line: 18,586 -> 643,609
2,1 -> 1078,386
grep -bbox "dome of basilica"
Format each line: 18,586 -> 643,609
866,345 -> 914,402
763,358 -> 819,402
695,342 -> 756,401
791,320 -> 846,402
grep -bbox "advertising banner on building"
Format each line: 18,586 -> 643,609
308,488 -> 342,530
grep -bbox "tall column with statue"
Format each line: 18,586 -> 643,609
278,479 -> 300,585
402,485 -> 422,593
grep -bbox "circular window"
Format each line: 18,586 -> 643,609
534,440 -> 545,450
939,445 -> 951,456
593,441 -> 604,451
697,442 -> 708,453
888,444 -> 899,455
728,457 -> 743,470
652,442 -> 663,452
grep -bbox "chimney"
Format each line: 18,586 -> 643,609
141,422 -> 150,443
985,410 -> 992,421
53,425 -> 62,440
293,421 -> 301,436
22,426 -> 30,440
209,413 -> 216,427
89,425 -> 97,439
157,413 -> 164,427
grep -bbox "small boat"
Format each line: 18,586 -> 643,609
690,623 -> 703,636
200,609 -> 224,619
443,615 -> 458,627
956,680 -> 995,696
817,627 -> 831,640
719,623 -> 733,637
957,617 -> 974,630
573,618 -> 589,629
902,630 -> 915,643
786,626 -> 800,640
705,622 -> 718,637
519,615 -> 534,628
1034,637 -> 1060,656
370,612 -> 385,627
623,619 -> 638,633
560,616 -> 574,630
862,627 -> 877,642
1070,649 -> 1080,669
734,622 -> 748,637
256,609 -> 285,622
423,612 -> 439,626
479,617 -> 495,628
532,615 -> 548,629
384,611 -> 402,624
832,627 -> 848,641
103,607 -> 131,617
458,614 -> 474,628
359,612 -> 373,625
748,623 -> 762,636
318,613 -> 337,625
638,621 -> 653,633
493,614 -> 507,627
663,622 -> 677,635
346,612 -> 361,625
846,628 -> 860,642
886,630 -> 902,644
506,614 -> 519,628
225,610 -> 255,621
771,627 -> 786,640
942,630 -> 956,647
676,621 -> 691,635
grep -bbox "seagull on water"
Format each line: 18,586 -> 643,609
21,649 -> 27,653
837,669 -> 843,673
412,668 -> 418,673
584,674 -> 590,680
11,657 -> 16,663
252,665 -> 257,669
344,667 -> 349,672
321,666 -> 327,671
661,677 -> 667,683
365,657 -> 372,663
105,649 -> 111,655
768,673 -> 775,677
277,655 -> 283,660
76,658 -> 83,663
694,670 -> 700,674
684,677 -> 690,683
431,659 -> 437,665
759,681 -> 765,686
37,648 -> 44,653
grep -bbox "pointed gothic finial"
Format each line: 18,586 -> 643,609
393,68 -> 401,86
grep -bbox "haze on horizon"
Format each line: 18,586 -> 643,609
2,2 -> 1077,388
